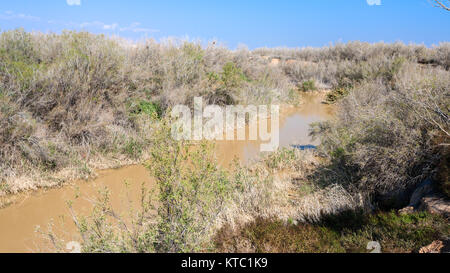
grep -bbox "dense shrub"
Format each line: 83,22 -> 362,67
215,211 -> 449,253
299,80 -> 317,92
57,122 -> 294,252
148,122 -> 235,252
0,30 -> 294,193
310,62 -> 450,203
59,122 -> 236,252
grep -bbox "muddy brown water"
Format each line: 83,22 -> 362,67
0,92 -> 334,253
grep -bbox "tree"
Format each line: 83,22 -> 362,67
431,0 -> 450,11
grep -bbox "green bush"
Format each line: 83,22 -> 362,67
0,28 -> 38,64
326,87 -> 350,103
265,148 -> 298,171
204,62 -> 249,105
299,80 -> 317,92
220,62 -> 247,89
62,121 -> 241,253
148,121 -> 234,252
123,138 -> 144,159
128,99 -> 162,119
181,42 -> 204,62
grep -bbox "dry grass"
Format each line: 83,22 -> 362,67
0,29 -> 295,195
3,30 -> 449,252
308,61 -> 449,207
2,30 -> 448,197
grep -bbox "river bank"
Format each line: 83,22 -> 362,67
0,92 -> 333,252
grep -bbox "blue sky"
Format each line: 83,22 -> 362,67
0,0 -> 449,49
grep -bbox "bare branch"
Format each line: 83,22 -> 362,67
431,0 -> 450,11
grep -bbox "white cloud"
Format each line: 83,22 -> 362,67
119,22 -> 159,33
79,21 -> 103,28
0,9 -> 158,36
0,10 -> 40,21
78,21 -> 159,34
367,0 -> 381,5
103,23 -> 119,30
67,0 -> 81,6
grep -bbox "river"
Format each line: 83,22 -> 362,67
0,92 -> 334,253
